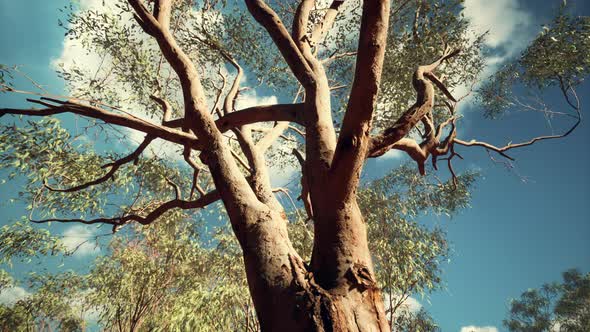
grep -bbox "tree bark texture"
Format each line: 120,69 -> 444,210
1,0 -> 447,330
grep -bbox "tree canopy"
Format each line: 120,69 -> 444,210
504,269 -> 590,332
0,0 -> 588,330
1,164 -> 475,331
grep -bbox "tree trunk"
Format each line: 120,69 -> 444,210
233,205 -> 388,332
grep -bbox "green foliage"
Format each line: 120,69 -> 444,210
0,269 -> 12,291
520,11 -> 590,88
360,164 -> 477,328
377,0 -> 486,130
0,64 -> 13,90
81,212 -> 254,331
479,6 -> 590,118
394,308 -> 441,332
0,117 -> 200,222
0,161 -> 477,330
555,269 -> 590,331
0,270 -> 87,332
504,269 -> 590,332
0,221 -> 65,264
0,303 -> 35,332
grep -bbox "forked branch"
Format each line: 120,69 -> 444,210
454,84 -> 581,160
368,47 -> 461,158
330,0 -> 391,199
245,0 -> 316,88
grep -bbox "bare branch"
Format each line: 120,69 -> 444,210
321,51 -> 357,65
215,103 -> 305,132
30,189 -> 221,232
330,0 -> 391,199
182,147 -> 206,199
309,1 -> 346,45
1,98 -> 202,150
455,85 -> 581,160
164,176 -> 182,200
292,0 -> 314,55
255,85 -> 305,152
245,0 -> 316,88
150,95 -> 184,128
368,48 -> 461,158
211,67 -> 228,115
293,148 -> 313,221
231,147 -> 253,172
44,135 -> 155,192
256,122 -> 290,152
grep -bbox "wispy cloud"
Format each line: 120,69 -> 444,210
380,149 -> 404,160
0,286 -> 30,305
463,0 -> 532,52
60,225 -> 100,257
454,0 -> 536,109
460,326 -> 499,332
383,294 -> 423,315
236,91 -> 278,111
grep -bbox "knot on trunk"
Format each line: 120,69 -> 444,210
199,150 -> 212,165
346,263 -> 376,292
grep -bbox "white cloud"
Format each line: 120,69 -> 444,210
380,149 -> 404,160
51,0 -> 125,72
60,225 -> 100,257
269,163 -> 298,188
399,296 -> 422,313
383,294 -> 422,315
463,0 -> 532,52
235,91 -> 278,110
453,0 -> 536,111
52,2 -> 254,164
78,0 -> 109,10
0,286 -> 30,305
460,326 -> 499,332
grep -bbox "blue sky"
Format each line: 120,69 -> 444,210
0,0 -> 589,331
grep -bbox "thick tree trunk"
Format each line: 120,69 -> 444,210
233,205 -> 388,332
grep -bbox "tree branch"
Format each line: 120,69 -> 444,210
292,0 -> 314,56
245,0 -> 316,88
256,86 -> 304,152
44,135 -> 155,192
215,103 -> 305,132
183,146 -> 206,200
30,189 -> 222,232
368,47 -> 461,158
329,0 -> 391,199
129,0 -> 211,132
150,95 -> 184,128
0,98 -> 201,150
455,85 -> 581,161
309,1 -> 346,45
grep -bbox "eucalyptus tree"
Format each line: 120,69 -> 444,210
0,0 -> 587,330
0,270 -> 86,332
0,163 -> 471,331
504,269 -> 590,332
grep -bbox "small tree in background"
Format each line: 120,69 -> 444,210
504,269 -> 590,332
